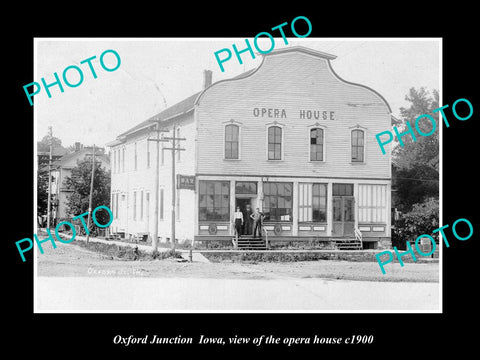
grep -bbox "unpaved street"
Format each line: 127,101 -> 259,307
36,240 -> 439,282
35,241 -> 440,312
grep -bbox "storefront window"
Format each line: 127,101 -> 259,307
263,182 -> 292,221
199,180 -> 230,221
358,184 -> 387,223
299,183 -> 327,222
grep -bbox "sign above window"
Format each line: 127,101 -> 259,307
177,174 -> 195,190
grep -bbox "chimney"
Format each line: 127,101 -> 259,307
75,142 -> 81,152
203,69 -> 212,89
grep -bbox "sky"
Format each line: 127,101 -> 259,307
35,38 -> 440,149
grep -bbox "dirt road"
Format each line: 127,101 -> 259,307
35,241 -> 440,311
36,240 -> 439,283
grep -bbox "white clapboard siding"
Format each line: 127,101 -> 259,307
196,49 -> 391,180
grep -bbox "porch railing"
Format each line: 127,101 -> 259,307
354,226 -> 363,248
234,232 -> 238,249
262,227 -> 269,249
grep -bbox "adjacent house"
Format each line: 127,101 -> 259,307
48,143 -> 110,225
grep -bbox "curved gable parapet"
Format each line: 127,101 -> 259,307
196,46 -> 391,116
195,46 -> 391,179
325,60 -> 392,114
194,56 -> 266,107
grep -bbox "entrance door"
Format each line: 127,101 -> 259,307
235,198 -> 253,214
235,198 -> 253,235
332,196 -> 355,237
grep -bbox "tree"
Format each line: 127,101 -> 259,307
393,87 -> 439,212
392,197 -> 439,249
393,164 -> 438,212
37,170 -> 49,219
37,134 -> 65,153
394,87 -> 439,170
64,158 -> 111,233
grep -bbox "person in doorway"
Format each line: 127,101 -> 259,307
251,207 -> 265,239
234,206 -> 244,238
244,203 -> 253,235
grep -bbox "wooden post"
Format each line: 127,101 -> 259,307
149,124 -> 185,253
148,125 -> 169,252
171,124 -> 176,251
86,144 -> 95,243
46,126 -> 53,230
152,125 -> 161,252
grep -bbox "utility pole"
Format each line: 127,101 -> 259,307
148,124 -> 169,252
148,123 -> 185,252
86,144 -> 95,243
46,126 -> 53,229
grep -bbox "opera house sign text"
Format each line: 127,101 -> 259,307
253,107 -> 335,120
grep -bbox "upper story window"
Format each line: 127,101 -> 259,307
134,142 -> 138,170
122,147 -> 125,172
140,190 -> 144,221
113,150 -> 117,173
268,126 -> 282,160
161,139 -> 165,166
133,190 -> 137,221
225,124 -> 239,159
146,139 -> 150,168
310,128 -> 324,161
351,129 -> 365,162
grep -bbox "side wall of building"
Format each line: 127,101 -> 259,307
110,113 -> 196,242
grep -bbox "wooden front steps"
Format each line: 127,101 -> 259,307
234,235 -> 267,250
332,238 -> 363,250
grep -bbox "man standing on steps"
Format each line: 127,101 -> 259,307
243,203 -> 253,236
251,207 -> 265,239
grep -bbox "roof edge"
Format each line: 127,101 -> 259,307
326,60 -> 392,113
111,108 -> 195,146
264,46 -> 337,60
194,56 -> 266,106
195,47 -> 337,107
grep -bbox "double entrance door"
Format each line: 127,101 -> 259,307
332,196 -> 355,237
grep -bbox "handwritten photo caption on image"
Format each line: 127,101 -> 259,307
87,267 -> 147,277
15,205 -> 113,262
23,49 -> 121,106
